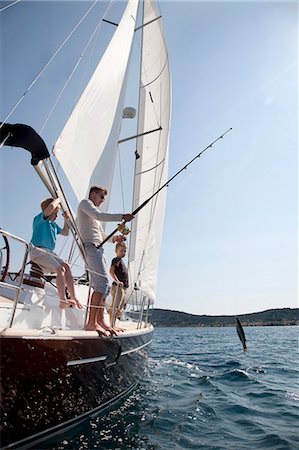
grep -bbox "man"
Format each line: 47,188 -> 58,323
77,186 -> 134,333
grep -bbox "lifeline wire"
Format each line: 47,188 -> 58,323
0,0 -> 21,13
41,0 -> 115,136
0,0 -> 101,128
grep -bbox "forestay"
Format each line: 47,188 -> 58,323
128,0 -> 171,304
53,0 -> 139,203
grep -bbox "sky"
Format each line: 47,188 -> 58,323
0,0 -> 298,316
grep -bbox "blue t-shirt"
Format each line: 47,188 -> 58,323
30,212 -> 62,251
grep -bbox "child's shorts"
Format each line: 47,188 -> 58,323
30,247 -> 65,273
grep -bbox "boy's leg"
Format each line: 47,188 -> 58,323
117,287 -> 126,319
62,262 -> 83,309
109,284 -> 118,327
112,286 -> 126,332
55,265 -> 75,308
31,249 -> 75,308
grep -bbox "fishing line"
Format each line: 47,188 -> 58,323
101,127 -> 232,247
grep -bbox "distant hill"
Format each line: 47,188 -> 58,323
148,308 -> 299,327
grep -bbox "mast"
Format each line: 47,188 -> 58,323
127,0 -> 145,297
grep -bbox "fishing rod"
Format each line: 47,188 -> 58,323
100,127 -> 232,246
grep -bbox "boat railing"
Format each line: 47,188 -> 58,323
0,228 -> 153,331
0,229 -> 30,327
124,297 -> 152,329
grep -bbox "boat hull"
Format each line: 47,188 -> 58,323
0,328 -> 153,449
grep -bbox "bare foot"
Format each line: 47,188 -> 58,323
114,326 -> 125,332
59,299 -> 76,309
97,321 -> 118,336
84,323 -> 109,335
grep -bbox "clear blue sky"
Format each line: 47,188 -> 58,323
0,0 -> 297,316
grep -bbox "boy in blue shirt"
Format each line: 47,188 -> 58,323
30,198 -> 82,309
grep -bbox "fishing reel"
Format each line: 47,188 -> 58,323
117,223 -> 131,236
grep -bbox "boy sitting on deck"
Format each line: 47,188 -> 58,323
109,241 -> 129,328
30,198 -> 83,309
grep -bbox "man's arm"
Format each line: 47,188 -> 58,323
79,199 -> 133,222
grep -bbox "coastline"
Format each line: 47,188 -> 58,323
149,307 -> 299,328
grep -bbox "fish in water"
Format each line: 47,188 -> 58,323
235,317 -> 248,352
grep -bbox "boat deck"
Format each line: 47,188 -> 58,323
0,294 -> 152,338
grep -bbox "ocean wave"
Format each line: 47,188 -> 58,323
218,368 -> 251,382
286,391 -> 299,402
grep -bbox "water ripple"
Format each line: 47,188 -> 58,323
46,326 -> 299,450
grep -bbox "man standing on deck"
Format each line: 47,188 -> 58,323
77,186 -> 134,334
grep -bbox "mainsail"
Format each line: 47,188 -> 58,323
54,0 -> 139,203
128,0 -> 171,304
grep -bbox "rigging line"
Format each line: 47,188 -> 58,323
135,128 -> 233,282
69,247 -> 83,270
67,238 -> 76,264
102,128 -> 232,248
71,0 -> 115,120
42,158 -> 86,261
57,233 -> 70,258
0,0 -> 100,128
40,0 -> 115,137
0,0 -> 21,13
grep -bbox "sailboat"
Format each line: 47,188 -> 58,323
0,0 -> 171,448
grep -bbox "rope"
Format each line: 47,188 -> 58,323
0,0 -> 101,128
0,0 -> 21,13
58,298 -> 105,310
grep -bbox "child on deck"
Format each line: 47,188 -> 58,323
109,241 -> 129,328
30,198 -> 83,309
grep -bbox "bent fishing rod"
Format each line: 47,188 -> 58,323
100,127 -> 232,246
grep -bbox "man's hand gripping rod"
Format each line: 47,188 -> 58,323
100,128 -> 232,247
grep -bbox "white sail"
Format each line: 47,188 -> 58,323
128,0 -> 171,304
54,0 -> 139,203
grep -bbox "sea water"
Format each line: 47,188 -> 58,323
48,326 -> 298,450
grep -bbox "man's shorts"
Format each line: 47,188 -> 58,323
84,243 -> 109,296
30,247 -> 64,273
